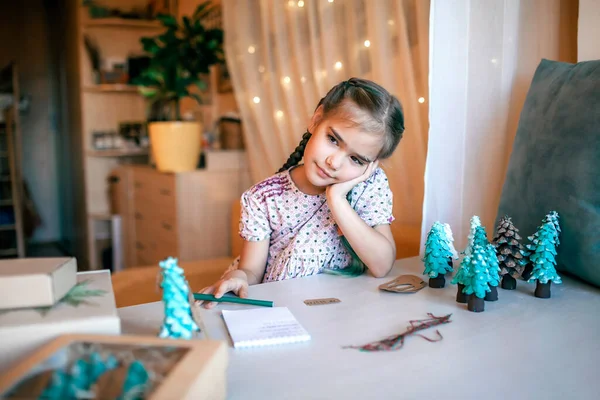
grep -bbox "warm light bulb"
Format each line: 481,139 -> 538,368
282,76 -> 291,84
300,76 -> 306,83
334,61 -> 343,70
258,65 -> 265,73
364,40 -> 371,48
418,97 -> 425,104
298,1 -> 304,7
248,46 -> 256,54
388,19 -> 395,26
288,0 -> 295,6
328,0 -> 334,2
275,110 -> 284,119
253,96 -> 261,104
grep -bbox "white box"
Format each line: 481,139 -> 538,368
0,257 -> 77,310
0,270 -> 121,374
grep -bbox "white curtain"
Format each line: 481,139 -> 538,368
421,0 -> 578,253
223,0 -> 430,257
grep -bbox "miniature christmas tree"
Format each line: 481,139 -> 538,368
470,225 -> 500,301
443,223 -> 459,266
422,222 -> 455,288
451,253 -> 471,304
527,221 -> 562,298
492,216 -> 527,290
158,257 -> 200,339
463,215 -> 482,256
523,211 -> 561,280
462,245 -> 492,312
484,242 -> 501,301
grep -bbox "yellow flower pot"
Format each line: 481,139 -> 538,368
149,121 -> 202,172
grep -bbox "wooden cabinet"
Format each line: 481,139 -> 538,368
118,151 -> 251,268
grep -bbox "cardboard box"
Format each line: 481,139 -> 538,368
0,334 -> 228,400
0,257 -> 77,310
0,270 -> 121,374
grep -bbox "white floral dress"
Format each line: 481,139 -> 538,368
224,166 -> 394,282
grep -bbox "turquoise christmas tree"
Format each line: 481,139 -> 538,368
462,245 -> 492,312
451,253 -> 472,304
527,221 -> 561,298
523,211 -> 561,280
158,257 -> 199,339
422,222 -> 454,288
463,215 -> 482,256
467,224 -> 499,301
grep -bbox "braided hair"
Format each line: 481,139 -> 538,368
278,131 -> 312,173
278,77 -> 405,276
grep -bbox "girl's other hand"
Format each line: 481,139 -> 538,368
196,274 -> 249,309
326,160 -> 379,200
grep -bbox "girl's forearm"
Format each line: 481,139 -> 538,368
328,196 -> 396,277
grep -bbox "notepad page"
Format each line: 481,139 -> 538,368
222,307 -> 311,349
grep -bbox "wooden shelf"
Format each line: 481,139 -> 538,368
87,149 -> 149,157
83,18 -> 163,30
0,248 -> 17,256
82,84 -> 140,93
89,213 -> 113,221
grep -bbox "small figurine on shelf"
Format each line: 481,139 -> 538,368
462,245 -> 493,312
422,222 -> 455,288
492,215 -> 528,290
527,221 -> 562,298
451,252 -> 472,304
463,215 -> 482,256
523,211 -> 561,280
158,257 -> 200,339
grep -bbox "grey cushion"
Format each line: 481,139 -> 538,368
497,58 -> 600,287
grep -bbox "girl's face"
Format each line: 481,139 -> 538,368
303,113 -> 383,188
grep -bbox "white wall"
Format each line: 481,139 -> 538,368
578,0 -> 600,61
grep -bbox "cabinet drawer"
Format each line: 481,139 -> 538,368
132,170 -> 176,211
134,214 -> 178,261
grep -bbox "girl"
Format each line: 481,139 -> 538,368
199,77 -> 405,308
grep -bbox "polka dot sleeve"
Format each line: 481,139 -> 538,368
239,190 -> 272,241
352,168 -> 395,227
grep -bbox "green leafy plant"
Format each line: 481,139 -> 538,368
134,2 -> 225,121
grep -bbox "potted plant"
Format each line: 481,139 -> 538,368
134,2 -> 224,172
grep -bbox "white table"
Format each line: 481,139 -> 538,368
118,256 -> 600,400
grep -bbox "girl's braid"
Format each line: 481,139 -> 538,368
277,131 -> 312,173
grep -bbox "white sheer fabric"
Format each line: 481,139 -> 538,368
421,0 -> 578,253
223,0 -> 430,257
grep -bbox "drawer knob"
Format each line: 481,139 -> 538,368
159,188 -> 171,196
135,212 -> 143,220
136,241 -> 145,250
162,222 -> 172,231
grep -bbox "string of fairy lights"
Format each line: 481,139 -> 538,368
241,0 -> 426,119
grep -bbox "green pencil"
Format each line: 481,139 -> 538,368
193,293 -> 273,308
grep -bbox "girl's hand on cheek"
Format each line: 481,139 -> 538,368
326,161 -> 378,202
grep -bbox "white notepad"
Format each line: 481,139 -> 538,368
222,307 -> 311,349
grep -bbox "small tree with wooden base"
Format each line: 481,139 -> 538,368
463,245 -> 492,312
523,211 -> 560,280
451,253 -> 471,303
422,222 -> 454,288
492,216 -> 527,290
527,222 -> 561,298
472,225 -> 500,301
